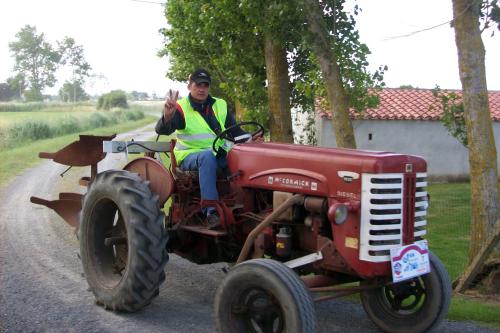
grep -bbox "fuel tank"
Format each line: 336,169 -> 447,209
227,142 -> 426,199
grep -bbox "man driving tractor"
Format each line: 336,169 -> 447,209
155,68 -> 257,229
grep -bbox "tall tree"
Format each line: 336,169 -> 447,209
250,1 -> 300,142
452,0 -> 499,260
303,0 -> 355,148
58,81 -> 89,102
264,37 -> 293,142
58,37 -> 92,102
8,25 -> 60,101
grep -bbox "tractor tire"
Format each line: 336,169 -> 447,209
80,170 -> 169,312
214,259 -> 315,333
360,252 -> 451,333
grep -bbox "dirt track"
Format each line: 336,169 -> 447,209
0,124 -> 497,332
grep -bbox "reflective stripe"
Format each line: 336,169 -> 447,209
175,142 -> 189,150
177,133 -> 216,141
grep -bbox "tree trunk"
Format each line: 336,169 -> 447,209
452,0 -> 499,261
234,99 -> 244,122
264,36 -> 294,143
303,0 -> 356,149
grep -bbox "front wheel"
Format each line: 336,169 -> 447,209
214,259 -> 315,333
361,252 -> 451,333
80,170 -> 169,312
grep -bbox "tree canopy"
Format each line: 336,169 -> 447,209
8,25 -> 60,101
159,0 -> 385,144
7,26 -> 92,102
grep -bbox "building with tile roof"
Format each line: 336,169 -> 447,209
316,88 -> 500,180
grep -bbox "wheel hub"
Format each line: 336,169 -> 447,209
232,289 -> 284,333
386,278 -> 426,311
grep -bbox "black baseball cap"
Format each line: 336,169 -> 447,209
190,68 -> 211,85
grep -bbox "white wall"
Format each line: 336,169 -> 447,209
317,118 -> 500,180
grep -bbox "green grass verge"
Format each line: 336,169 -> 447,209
0,116 -> 155,186
426,182 -> 471,281
0,109 -> 96,128
423,182 -> 499,327
448,296 -> 500,328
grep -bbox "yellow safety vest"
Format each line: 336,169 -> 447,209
174,97 -> 228,165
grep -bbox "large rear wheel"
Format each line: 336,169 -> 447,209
80,170 -> 169,312
361,252 -> 451,333
214,259 -> 315,333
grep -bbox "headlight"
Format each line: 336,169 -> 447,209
328,203 -> 348,225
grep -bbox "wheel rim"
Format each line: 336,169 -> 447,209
382,277 -> 427,314
231,287 -> 284,333
89,198 -> 128,289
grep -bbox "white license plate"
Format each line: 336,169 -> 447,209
390,240 -> 431,283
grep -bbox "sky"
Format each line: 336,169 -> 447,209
0,0 -> 499,99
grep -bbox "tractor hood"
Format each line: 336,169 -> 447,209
227,142 -> 427,198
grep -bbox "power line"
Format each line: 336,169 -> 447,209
383,20 -> 452,41
383,2 -> 474,41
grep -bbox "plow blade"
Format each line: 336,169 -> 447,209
31,134 -> 118,230
38,134 -> 116,166
30,192 -> 83,229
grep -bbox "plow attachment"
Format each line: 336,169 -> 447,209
30,134 -> 116,229
30,193 -> 83,228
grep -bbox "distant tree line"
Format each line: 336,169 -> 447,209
0,25 -> 92,102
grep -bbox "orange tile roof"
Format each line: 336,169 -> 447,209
317,88 -> 500,121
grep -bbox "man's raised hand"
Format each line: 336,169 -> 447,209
163,89 -> 179,121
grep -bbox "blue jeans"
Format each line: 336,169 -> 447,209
180,150 -> 227,212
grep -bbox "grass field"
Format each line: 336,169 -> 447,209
425,182 -> 499,327
0,117 -> 156,186
426,182 -> 471,280
0,101 -> 94,113
0,102 -> 159,185
0,109 -> 96,128
0,102 -> 161,149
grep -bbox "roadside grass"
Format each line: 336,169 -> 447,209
0,109 -> 95,127
0,101 -> 94,112
448,296 -> 500,328
426,182 -> 471,281
425,182 -> 500,328
0,106 -> 150,149
0,116 -> 155,186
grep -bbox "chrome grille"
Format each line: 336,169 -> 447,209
359,172 -> 428,262
414,173 -> 428,240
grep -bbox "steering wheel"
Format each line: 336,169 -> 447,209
212,121 -> 265,155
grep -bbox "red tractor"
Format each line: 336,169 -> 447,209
31,122 -> 451,333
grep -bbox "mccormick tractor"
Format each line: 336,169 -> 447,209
31,122 -> 451,333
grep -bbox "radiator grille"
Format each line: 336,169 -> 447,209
359,173 -> 428,262
414,174 -> 428,241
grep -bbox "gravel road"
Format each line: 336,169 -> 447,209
0,124 -> 497,333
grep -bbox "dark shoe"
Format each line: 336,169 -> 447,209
206,213 -> 221,229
